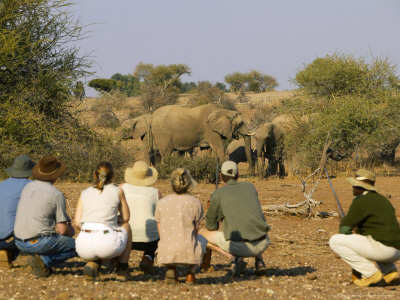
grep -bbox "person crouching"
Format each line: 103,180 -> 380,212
154,168 -> 206,284
74,162 -> 132,281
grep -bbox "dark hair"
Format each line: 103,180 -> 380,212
221,173 -> 238,182
93,161 -> 114,191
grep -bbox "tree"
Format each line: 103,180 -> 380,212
225,71 -> 278,93
73,81 -> 85,99
180,81 -> 197,93
224,72 -> 247,93
111,73 -> 141,96
134,63 -> 191,112
294,53 -> 399,98
88,78 -> 117,93
0,0 -> 91,118
188,81 -> 235,110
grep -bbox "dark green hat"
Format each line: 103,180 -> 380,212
6,155 -> 35,178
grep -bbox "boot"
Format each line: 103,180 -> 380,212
139,255 -> 155,275
116,263 -> 131,282
0,249 -> 13,269
165,266 -> 178,284
83,260 -> 100,281
27,254 -> 51,278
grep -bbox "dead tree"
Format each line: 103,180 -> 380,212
262,141 -> 346,218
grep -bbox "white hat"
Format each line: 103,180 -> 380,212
221,161 -> 238,177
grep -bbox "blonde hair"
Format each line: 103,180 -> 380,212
170,168 -> 195,194
93,162 -> 114,191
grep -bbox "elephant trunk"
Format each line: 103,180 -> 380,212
243,135 -> 254,176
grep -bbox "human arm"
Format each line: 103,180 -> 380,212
118,187 -> 130,224
205,194 -> 221,231
56,222 -> 75,237
74,197 -> 83,230
339,198 -> 366,234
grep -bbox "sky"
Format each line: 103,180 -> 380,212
73,0 -> 400,96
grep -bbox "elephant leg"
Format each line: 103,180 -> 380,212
278,156 -> 285,178
257,155 -> 265,180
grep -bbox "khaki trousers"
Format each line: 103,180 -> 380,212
329,233 -> 400,278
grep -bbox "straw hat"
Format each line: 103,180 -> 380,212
346,169 -> 376,191
32,155 -> 66,181
124,161 -> 158,186
5,155 -> 35,178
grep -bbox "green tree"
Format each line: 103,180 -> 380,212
88,78 -> 117,93
180,81 -> 197,93
0,0 -> 91,118
294,53 -> 399,99
72,81 -> 85,99
225,71 -> 278,93
224,72 -> 247,93
134,63 -> 191,112
111,73 -> 141,96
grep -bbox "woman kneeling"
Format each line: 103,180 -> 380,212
74,162 -> 132,281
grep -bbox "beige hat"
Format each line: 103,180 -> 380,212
221,160 -> 238,177
124,161 -> 158,186
346,169 -> 376,191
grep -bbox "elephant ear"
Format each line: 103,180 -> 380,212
207,110 -> 233,138
132,115 -> 150,139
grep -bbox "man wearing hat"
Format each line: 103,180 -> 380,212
329,169 -> 400,287
14,155 -> 76,277
199,161 -> 270,277
0,155 -> 35,268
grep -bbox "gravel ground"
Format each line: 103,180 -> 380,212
1,176 -> 400,299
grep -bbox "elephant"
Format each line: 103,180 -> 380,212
121,114 -> 160,165
227,138 -> 257,169
150,104 -> 254,173
255,119 -> 285,180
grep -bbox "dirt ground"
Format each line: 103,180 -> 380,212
1,175 -> 400,299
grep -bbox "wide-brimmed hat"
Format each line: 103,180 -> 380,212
346,169 -> 376,191
32,155 -> 66,181
124,161 -> 158,186
6,155 -> 35,178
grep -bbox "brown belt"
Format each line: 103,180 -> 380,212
82,229 -> 110,234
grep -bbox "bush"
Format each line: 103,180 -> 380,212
157,156 -> 218,183
95,111 -> 120,129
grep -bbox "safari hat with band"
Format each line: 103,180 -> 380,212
346,169 -> 376,191
5,155 -> 35,178
124,161 -> 158,186
32,155 -> 66,181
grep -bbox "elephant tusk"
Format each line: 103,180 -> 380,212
247,132 -> 256,136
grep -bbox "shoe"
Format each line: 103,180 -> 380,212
83,261 -> 100,281
255,258 -> 266,276
186,273 -> 196,285
165,267 -> 178,284
201,249 -> 212,271
232,257 -> 247,277
139,256 -> 155,275
351,269 -> 361,282
0,249 -> 13,269
27,254 -> 51,278
383,271 -> 400,285
116,263 -> 131,282
353,271 -> 383,287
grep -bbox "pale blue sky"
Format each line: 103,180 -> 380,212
73,0 -> 400,96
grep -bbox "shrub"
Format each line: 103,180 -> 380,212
157,156 -> 218,183
95,111 -> 120,129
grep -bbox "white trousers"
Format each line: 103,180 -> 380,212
76,222 -> 128,261
329,233 -> 400,278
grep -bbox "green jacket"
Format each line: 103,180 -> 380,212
340,191 -> 400,248
205,179 -> 270,242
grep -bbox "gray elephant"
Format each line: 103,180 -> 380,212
151,104 -> 254,173
255,120 -> 285,179
227,138 -> 257,169
121,114 -> 160,165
